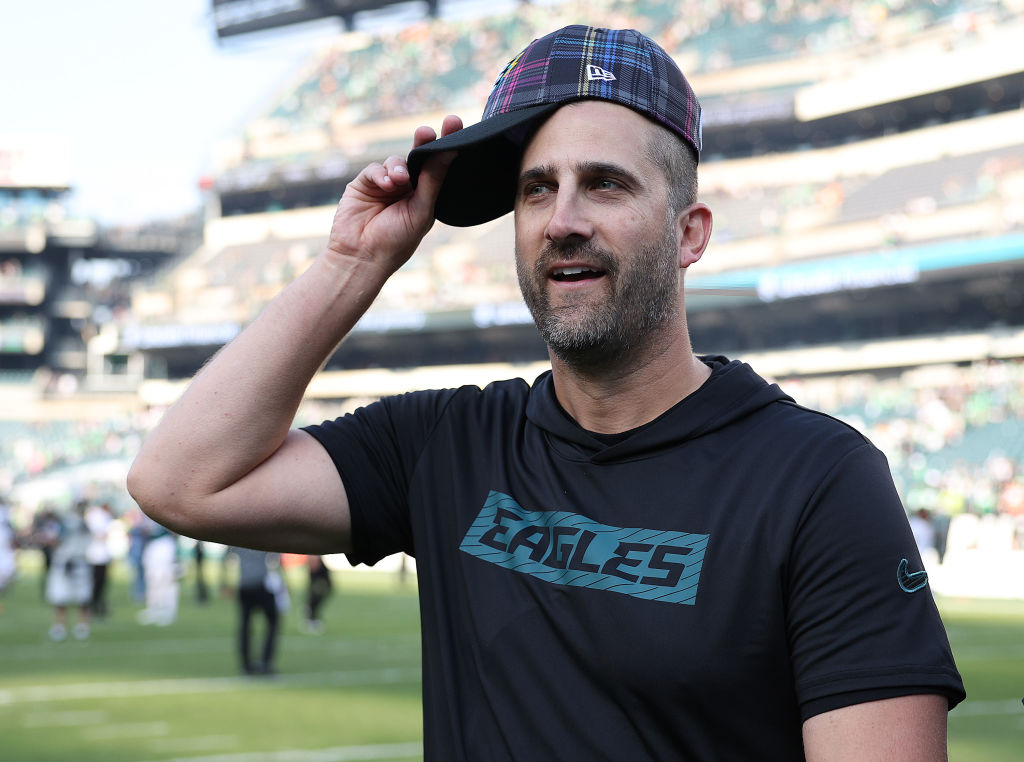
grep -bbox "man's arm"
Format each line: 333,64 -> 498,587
803,694 -> 949,761
126,116 -> 463,555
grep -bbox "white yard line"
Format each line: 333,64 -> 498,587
9,634 -> 420,661
20,709 -> 108,727
81,720 -> 170,740
0,667 -> 421,706
147,735 -> 240,754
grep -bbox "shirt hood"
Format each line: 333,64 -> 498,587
525,355 -> 793,463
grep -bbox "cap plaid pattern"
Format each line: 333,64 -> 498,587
407,25 -> 702,226
484,26 -> 702,155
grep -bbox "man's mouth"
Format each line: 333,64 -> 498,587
551,266 -> 606,283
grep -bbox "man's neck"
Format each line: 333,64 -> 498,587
549,331 -> 711,434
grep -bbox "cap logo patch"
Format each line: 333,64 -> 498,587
586,64 -> 616,82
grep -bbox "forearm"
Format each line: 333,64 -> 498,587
127,117 -> 460,547
127,252 -> 387,520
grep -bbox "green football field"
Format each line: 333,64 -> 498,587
1,557 -> 1021,761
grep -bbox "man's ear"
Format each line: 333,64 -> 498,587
676,203 -> 713,268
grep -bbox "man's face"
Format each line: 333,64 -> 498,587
513,101 -> 682,367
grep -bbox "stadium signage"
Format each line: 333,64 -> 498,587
757,260 -> 920,302
122,322 -> 241,350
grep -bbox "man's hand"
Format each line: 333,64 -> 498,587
326,114 -> 463,275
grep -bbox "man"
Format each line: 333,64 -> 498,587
129,25 -> 964,760
225,546 -> 283,675
85,501 -> 114,617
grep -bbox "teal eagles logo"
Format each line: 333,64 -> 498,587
459,491 -> 709,605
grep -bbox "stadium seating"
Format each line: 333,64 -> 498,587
7,0 -> 1024,568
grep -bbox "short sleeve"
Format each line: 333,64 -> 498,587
302,388 -> 459,566
785,444 -> 965,718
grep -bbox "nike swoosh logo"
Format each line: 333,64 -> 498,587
897,558 -> 929,593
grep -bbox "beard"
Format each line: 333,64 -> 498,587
515,221 -> 680,370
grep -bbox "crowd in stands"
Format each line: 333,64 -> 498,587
0,415 -> 146,512
168,126 -> 1024,328
175,0 -> 1024,324
3,357 -> 1024,556
261,0 -> 1007,135
778,358 -> 1024,555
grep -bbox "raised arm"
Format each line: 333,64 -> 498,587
127,116 -> 463,554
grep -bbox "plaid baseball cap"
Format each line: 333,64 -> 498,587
407,25 -> 702,227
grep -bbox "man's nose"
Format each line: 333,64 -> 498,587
545,189 -> 595,244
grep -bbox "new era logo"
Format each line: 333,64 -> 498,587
586,65 -> 616,82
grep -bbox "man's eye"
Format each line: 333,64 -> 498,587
525,184 -> 550,196
595,178 -> 621,190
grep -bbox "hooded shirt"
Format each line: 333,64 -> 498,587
305,356 -> 964,761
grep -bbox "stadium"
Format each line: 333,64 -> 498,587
3,0 -> 1024,759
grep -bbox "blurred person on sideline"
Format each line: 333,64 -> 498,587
84,501 -> 114,617
194,541 -> 210,604
909,508 -> 939,568
0,498 -> 16,613
225,547 -> 283,675
129,25 -> 965,759
125,505 -> 150,602
136,518 -> 179,626
45,501 -> 93,641
304,554 -> 332,633
31,506 -> 61,600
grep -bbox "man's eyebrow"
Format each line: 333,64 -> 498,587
518,161 -> 642,187
518,164 -> 557,187
573,160 -> 637,181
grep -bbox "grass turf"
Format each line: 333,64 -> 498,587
1,555 -> 1022,760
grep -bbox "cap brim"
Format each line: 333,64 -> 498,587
407,103 -> 561,227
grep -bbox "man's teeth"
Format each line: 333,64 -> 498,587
554,267 -> 599,276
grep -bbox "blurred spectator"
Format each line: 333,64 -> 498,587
0,497 -> 16,613
225,547 -> 284,676
909,508 -> 938,568
45,501 -> 93,641
84,501 -> 114,617
304,555 -> 333,634
31,506 -> 62,599
136,519 -> 179,626
124,505 -> 150,603
194,541 -> 210,604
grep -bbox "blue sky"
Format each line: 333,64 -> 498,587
1,0 -> 341,225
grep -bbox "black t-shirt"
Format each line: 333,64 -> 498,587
304,357 -> 965,760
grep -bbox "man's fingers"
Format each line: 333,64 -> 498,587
398,116 -> 463,216
411,115 -> 463,149
382,156 -> 411,188
412,125 -> 439,150
353,158 -> 411,196
440,114 -> 464,138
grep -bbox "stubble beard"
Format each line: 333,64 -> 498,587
515,224 -> 680,371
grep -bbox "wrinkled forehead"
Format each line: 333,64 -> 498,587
519,100 -> 670,174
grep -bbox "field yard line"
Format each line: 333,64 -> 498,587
138,740 -> 424,762
147,735 -> 240,754
8,634 -> 420,661
0,667 -> 421,705
20,709 -> 108,727
949,699 -> 1024,718
81,720 -> 170,740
